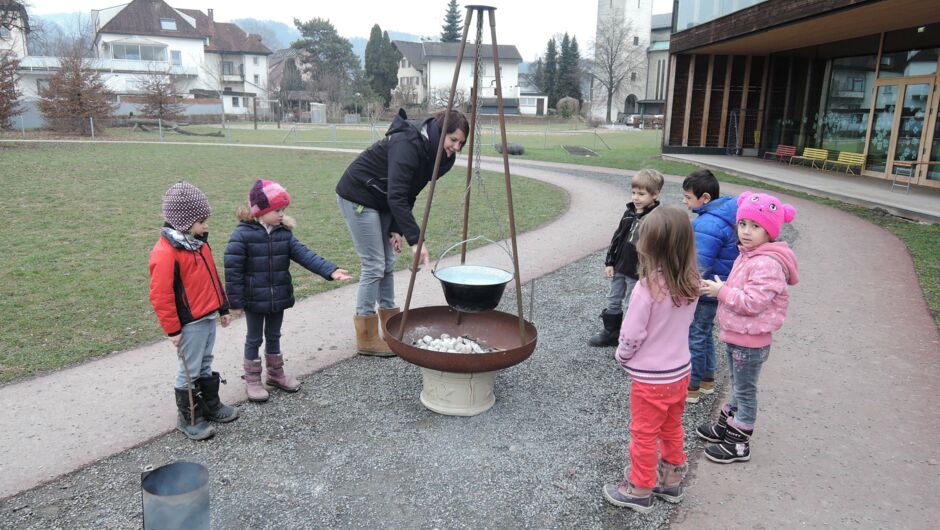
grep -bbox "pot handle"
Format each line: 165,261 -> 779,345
432,236 -> 514,274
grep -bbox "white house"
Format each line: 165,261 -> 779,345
392,40 -> 524,114
0,0 -> 29,58
91,0 -> 272,115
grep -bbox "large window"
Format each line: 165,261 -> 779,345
171,50 -> 181,66
112,44 -> 167,62
821,55 -> 877,154
675,0 -> 767,31
222,61 -> 235,75
160,18 -> 177,31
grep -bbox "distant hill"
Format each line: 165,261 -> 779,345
31,12 -> 427,67
230,18 -> 299,52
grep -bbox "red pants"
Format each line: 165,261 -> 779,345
627,376 -> 689,488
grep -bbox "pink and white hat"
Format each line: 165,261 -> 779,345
249,179 -> 290,217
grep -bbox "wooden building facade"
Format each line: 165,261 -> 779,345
664,0 -> 940,188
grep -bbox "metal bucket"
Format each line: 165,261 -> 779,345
141,461 -> 209,530
434,265 -> 513,312
432,237 -> 515,313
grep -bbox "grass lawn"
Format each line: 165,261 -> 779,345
0,142 -> 566,383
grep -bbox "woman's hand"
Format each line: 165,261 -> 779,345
389,232 -> 403,253
331,268 -> 352,281
604,266 -> 615,278
412,244 -> 430,271
220,314 -> 231,328
701,275 -> 724,298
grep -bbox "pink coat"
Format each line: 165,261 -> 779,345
615,276 -> 696,384
717,242 -> 799,348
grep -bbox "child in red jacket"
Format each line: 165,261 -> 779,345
149,181 -> 237,441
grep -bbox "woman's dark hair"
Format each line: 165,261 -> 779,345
434,109 -> 470,138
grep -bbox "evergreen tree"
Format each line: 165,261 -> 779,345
440,0 -> 463,43
555,33 -> 572,100
292,17 -> 361,104
544,38 -> 558,108
568,36 -> 583,102
365,24 -> 399,106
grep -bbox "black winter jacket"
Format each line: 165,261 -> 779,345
334,108 -> 457,245
224,220 -> 337,314
604,200 -> 660,279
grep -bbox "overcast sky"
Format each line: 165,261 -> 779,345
25,0 -> 673,60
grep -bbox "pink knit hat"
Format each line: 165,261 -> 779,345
248,179 -> 290,217
736,191 -> 796,240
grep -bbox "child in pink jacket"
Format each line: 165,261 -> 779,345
698,191 -> 799,464
603,207 -> 701,513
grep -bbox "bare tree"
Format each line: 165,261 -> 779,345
0,0 -> 28,33
391,83 -> 418,109
28,12 -> 95,58
591,11 -> 645,123
38,47 -> 115,135
0,51 -> 22,129
429,86 -> 467,112
197,56 -> 227,128
136,68 -> 185,121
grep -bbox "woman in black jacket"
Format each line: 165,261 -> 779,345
336,108 -> 468,355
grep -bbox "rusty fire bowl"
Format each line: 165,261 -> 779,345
384,306 -> 538,373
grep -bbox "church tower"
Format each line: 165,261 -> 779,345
591,0 -> 653,122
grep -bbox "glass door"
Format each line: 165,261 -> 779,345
865,84 -> 897,173
864,78 -> 935,178
890,82 -> 932,176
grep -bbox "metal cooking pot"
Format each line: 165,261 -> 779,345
432,237 -> 514,313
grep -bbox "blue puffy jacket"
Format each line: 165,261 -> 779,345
224,220 -> 337,314
692,195 -> 739,290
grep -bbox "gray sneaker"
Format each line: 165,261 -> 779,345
602,481 -> 654,513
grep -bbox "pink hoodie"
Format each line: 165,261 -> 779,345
717,241 -> 799,348
615,275 -> 696,384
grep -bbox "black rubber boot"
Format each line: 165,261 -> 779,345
588,309 -> 623,347
196,372 -> 239,423
174,388 -> 216,441
696,408 -> 733,442
705,423 -> 752,463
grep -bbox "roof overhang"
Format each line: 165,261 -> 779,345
672,0 -> 940,55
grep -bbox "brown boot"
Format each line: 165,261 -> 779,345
377,307 -> 401,341
354,314 -> 394,357
242,359 -> 269,402
265,353 -> 301,392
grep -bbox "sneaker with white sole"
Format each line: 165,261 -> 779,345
686,387 -> 700,404
699,378 -> 715,394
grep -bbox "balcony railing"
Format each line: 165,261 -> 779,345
17,56 -> 198,77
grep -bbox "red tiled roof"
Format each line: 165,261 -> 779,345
98,0 -> 203,39
178,8 -> 271,55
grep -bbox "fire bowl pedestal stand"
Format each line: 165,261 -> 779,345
385,307 -> 538,416
390,5 -> 536,417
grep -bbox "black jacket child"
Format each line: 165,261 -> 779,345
604,200 -> 660,279
334,108 -> 458,246
224,219 -> 338,314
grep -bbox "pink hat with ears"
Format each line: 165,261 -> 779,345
736,191 -> 796,240
248,179 -> 290,217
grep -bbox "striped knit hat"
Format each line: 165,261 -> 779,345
249,179 -> 291,217
162,181 -> 212,232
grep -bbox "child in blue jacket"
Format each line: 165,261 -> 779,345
680,170 -> 739,403
225,179 -> 351,402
